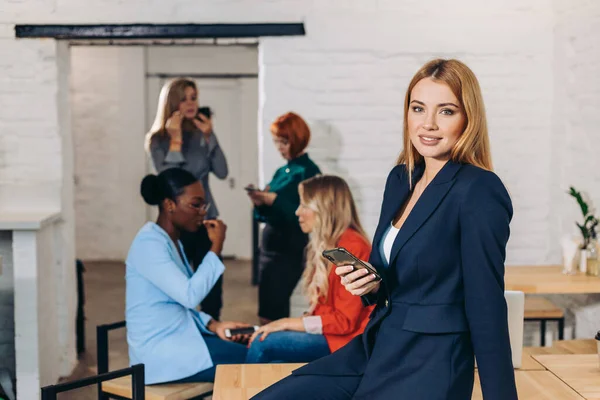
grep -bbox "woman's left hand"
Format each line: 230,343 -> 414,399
249,318 -> 290,344
248,190 -> 277,207
193,114 -> 213,137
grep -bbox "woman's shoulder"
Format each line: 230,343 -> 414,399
292,153 -> 321,176
456,165 -> 512,214
128,223 -> 169,258
457,165 -> 508,194
338,229 -> 371,257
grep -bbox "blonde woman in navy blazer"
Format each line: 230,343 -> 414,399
253,59 -> 518,399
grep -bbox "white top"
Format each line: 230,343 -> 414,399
380,223 -> 400,265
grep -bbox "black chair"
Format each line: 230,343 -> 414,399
76,259 -> 86,356
97,321 -> 213,400
40,364 -> 145,400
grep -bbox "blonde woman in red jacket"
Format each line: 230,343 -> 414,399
246,175 -> 374,363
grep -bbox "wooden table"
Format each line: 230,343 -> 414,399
214,365 -> 581,400
524,339 -> 597,356
534,354 -> 600,400
521,349 -> 547,370
213,363 -> 303,400
472,370 -> 584,400
213,340 -> 596,399
505,266 -> 600,294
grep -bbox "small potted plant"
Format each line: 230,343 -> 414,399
568,187 -> 599,248
568,187 -> 599,274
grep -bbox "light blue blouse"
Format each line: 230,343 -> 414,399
125,222 -> 225,384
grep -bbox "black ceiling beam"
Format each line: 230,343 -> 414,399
15,23 -> 305,39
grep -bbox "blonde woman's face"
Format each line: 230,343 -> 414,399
178,86 -> 199,120
407,77 -> 466,161
296,199 -> 316,233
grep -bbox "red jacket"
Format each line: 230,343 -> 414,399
312,228 -> 374,352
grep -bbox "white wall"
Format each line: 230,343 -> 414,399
1,0 -> 600,384
71,46 -> 147,260
545,0 -> 600,339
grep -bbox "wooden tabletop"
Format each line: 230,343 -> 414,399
505,266 -> 600,294
521,349 -> 546,370
213,340 -> 595,399
213,363 -> 303,400
533,354 -> 600,400
472,370 -> 584,400
524,339 -> 597,356
214,365 -> 582,400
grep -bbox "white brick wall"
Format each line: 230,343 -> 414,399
71,46 -> 147,261
0,0 -> 599,390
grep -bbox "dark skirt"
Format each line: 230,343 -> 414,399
258,223 -> 308,320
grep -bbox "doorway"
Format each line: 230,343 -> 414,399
72,44 -> 258,261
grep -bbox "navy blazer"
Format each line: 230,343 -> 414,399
294,160 -> 518,400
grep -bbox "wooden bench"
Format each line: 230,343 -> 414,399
524,297 -> 564,346
102,377 -> 213,400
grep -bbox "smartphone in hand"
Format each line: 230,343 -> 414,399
225,326 -> 259,338
322,247 -> 382,281
197,106 -> 212,120
244,185 -> 259,192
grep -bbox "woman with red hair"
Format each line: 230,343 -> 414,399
246,112 -> 321,324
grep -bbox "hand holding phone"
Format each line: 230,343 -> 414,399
225,326 -> 259,338
197,106 -> 212,120
244,184 -> 258,192
322,247 -> 381,281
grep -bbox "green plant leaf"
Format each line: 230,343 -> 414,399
576,222 -> 589,239
568,187 -> 589,216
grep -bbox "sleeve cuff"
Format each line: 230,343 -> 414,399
361,292 -> 379,307
202,251 -> 226,272
198,311 -> 215,335
302,316 -> 323,334
206,132 -> 219,153
165,151 -> 185,164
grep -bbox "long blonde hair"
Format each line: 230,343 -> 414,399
397,59 -> 492,183
144,78 -> 198,151
299,175 -> 368,311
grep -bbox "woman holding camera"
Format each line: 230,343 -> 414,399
146,78 -> 228,320
246,175 -> 373,363
126,168 -> 248,384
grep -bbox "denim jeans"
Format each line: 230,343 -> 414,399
172,334 -> 248,383
246,331 -> 331,363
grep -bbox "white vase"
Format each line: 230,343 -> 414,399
579,248 -> 587,273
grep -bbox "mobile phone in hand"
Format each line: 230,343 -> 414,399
225,326 -> 259,338
197,106 -> 212,120
322,247 -> 382,281
244,185 -> 258,192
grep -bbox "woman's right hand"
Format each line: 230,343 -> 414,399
166,111 -> 183,141
335,265 -> 380,296
204,219 -> 226,255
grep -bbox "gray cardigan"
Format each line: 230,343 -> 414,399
149,130 -> 228,219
